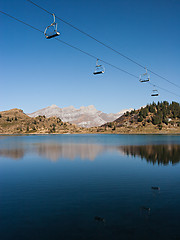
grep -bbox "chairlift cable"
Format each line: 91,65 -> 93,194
0,10 -> 138,78
26,1 -> 144,68
26,0 -> 180,89
0,10 -> 180,98
55,38 -> 138,78
0,10 -> 43,33
147,69 -> 180,89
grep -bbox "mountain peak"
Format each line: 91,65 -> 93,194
88,105 -> 97,110
50,104 -> 59,108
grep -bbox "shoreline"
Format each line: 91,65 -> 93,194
0,132 -> 180,136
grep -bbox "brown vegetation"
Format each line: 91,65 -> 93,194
0,108 -> 86,134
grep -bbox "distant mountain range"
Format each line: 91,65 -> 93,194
28,105 -> 132,128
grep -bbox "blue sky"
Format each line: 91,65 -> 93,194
0,0 -> 180,113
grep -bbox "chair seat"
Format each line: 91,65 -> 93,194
93,71 -> 104,75
45,32 -> 60,39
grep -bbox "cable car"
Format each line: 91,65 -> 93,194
44,14 -> 60,39
151,89 -> 159,97
139,67 -> 150,82
93,59 -> 105,75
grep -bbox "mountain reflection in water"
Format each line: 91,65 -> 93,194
35,143 -> 105,161
0,143 -> 180,165
0,143 -> 106,161
0,148 -> 25,160
119,145 -> 180,165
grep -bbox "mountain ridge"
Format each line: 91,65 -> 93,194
27,104 -> 132,128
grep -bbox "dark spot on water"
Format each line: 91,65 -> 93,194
151,186 -> 160,190
94,216 -> 105,223
141,206 -> 151,211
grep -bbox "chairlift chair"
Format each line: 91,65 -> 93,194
151,89 -> 159,97
139,68 -> 150,83
44,14 -> 60,39
93,59 -> 105,75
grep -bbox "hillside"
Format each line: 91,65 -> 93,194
100,101 -> 180,134
0,108 -> 86,134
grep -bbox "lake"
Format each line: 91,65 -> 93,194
0,134 -> 180,240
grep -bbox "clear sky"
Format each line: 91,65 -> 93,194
0,0 -> 180,114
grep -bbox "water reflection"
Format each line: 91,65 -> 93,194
119,145 -> 180,165
35,143 -> 105,161
0,148 -> 25,160
0,143 -> 180,165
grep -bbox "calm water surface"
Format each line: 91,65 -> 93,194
0,134 -> 180,240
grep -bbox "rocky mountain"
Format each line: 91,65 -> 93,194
28,105 -> 131,128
